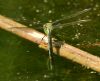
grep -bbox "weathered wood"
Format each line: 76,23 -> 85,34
0,15 -> 100,72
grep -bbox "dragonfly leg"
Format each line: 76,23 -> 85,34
38,35 -> 48,48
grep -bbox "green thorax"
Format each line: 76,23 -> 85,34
43,23 -> 53,35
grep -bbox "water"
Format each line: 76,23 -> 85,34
0,0 -> 100,81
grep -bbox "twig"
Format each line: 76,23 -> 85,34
0,15 -> 100,72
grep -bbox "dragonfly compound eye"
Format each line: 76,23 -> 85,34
43,24 -> 47,28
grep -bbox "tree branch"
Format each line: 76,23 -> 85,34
0,15 -> 100,72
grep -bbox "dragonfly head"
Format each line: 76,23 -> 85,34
43,22 -> 53,35
43,22 -> 53,30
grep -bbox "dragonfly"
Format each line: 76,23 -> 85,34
41,8 -> 91,70
0,8 -> 91,71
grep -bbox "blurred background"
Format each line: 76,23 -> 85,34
0,0 -> 100,81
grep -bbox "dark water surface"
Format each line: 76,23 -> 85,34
0,0 -> 100,81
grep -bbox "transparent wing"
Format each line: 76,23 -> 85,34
53,19 -> 91,29
8,27 -> 44,35
9,26 -> 43,30
0,18 -> 43,29
52,8 -> 91,25
0,17 -> 43,26
1,19 -> 90,32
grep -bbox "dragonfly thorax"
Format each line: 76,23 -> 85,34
43,22 -> 53,35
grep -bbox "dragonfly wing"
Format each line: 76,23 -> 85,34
53,19 -> 91,29
8,26 -> 43,33
0,18 -> 43,26
52,8 -> 91,25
